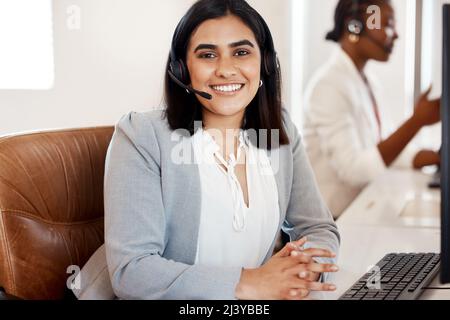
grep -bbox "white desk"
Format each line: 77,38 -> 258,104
337,169 -> 441,229
319,169 -> 450,300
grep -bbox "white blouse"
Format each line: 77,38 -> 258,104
192,128 -> 280,269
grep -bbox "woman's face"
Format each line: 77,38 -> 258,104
361,3 -> 399,61
186,15 -> 262,120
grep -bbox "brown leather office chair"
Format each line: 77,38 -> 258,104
0,127 -> 114,299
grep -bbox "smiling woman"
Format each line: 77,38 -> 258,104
303,0 -> 441,218
186,15 -> 262,121
79,0 -> 341,300
164,0 -> 288,149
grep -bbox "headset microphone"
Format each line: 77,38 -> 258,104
167,69 -> 212,100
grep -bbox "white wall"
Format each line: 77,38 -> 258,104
0,0 -> 291,136
422,0 -> 450,95
0,0 -> 187,135
417,0 -> 450,149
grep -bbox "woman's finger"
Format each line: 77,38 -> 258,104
305,262 -> 339,274
288,250 -> 313,264
422,85 -> 432,99
287,273 -> 337,293
286,288 -> 310,300
288,260 -> 339,274
297,270 -> 320,282
302,247 -> 336,259
288,277 -> 336,293
275,242 -> 299,258
291,237 -> 307,250
277,238 -> 308,258
288,265 -> 322,282
304,281 -> 337,292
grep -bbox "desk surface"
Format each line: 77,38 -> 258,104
337,169 -> 441,229
319,169 -> 450,300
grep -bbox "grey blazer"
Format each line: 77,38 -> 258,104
103,109 -> 340,300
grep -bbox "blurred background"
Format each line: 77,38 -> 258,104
0,0 -> 446,149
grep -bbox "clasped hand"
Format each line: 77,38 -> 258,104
235,237 -> 339,300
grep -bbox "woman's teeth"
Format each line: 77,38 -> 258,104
211,84 -> 243,92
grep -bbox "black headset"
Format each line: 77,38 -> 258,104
347,0 -> 364,37
167,18 -> 279,100
168,47 -> 189,86
346,0 -> 393,54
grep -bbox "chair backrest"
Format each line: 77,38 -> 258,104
0,127 -> 114,299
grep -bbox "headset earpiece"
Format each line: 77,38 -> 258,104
168,47 -> 212,100
347,0 -> 364,36
167,19 -> 212,100
348,19 -> 364,36
169,56 -> 188,84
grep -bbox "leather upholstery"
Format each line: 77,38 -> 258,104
0,127 -> 114,299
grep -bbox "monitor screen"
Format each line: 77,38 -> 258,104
441,4 -> 450,284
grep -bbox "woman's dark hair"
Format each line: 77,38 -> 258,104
164,0 -> 289,149
326,0 -> 390,42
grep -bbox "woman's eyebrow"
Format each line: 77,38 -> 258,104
194,44 -> 217,53
193,40 -> 255,53
229,39 -> 255,48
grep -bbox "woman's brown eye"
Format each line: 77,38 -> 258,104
199,53 -> 216,59
235,50 -> 250,56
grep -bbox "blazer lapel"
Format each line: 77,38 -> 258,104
268,145 -> 291,230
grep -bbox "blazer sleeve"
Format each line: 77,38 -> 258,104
282,111 -> 341,282
305,82 -> 386,188
104,112 -> 242,300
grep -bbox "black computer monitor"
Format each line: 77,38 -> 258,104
441,4 -> 450,284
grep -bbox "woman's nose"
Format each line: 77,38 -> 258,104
215,57 -> 237,78
393,29 -> 399,40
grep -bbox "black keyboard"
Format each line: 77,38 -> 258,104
339,253 -> 441,300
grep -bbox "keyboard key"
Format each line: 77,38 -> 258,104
339,253 -> 440,300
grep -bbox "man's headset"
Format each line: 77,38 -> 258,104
347,0 -> 392,54
167,19 -> 280,101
